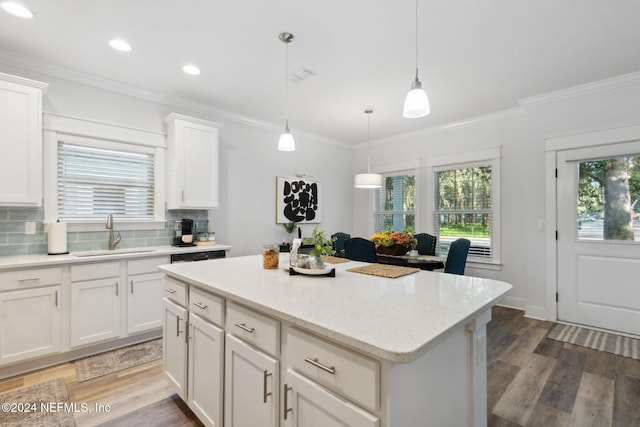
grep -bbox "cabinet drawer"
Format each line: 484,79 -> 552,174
226,302 -> 279,356
71,261 -> 120,282
189,286 -> 223,327
128,256 -> 170,275
0,267 -> 62,292
163,276 -> 187,307
286,327 -> 380,411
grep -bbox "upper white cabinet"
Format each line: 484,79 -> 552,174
165,113 -> 222,209
0,73 -> 48,206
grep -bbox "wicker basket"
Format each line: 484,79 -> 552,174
375,244 -> 409,256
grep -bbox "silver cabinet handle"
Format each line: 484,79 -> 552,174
263,370 -> 272,403
55,290 -> 58,307
186,322 -> 191,343
18,278 -> 40,285
115,281 -> 119,296
283,383 -> 292,420
176,316 -> 183,337
193,302 -> 208,310
235,323 -> 255,333
181,190 -> 185,202
164,288 -> 176,294
130,280 -> 134,294
304,357 -> 336,375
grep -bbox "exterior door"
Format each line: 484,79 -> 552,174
557,143 -> 640,335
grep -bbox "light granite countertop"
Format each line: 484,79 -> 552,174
0,244 -> 232,270
159,254 -> 512,363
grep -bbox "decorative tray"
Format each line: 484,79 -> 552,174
289,267 -> 336,277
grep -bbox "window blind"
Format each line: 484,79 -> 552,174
57,141 -> 155,221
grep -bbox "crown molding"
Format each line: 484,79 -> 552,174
519,71 -> 640,108
0,49 -> 350,149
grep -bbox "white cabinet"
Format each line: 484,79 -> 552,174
189,313 -> 224,427
0,286 -> 61,365
163,298 -> 188,399
127,256 -> 170,334
165,113 -> 222,209
0,72 -> 47,206
283,369 -> 379,427
225,334 -> 279,427
70,262 -> 121,347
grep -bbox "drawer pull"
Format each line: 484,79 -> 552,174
164,288 -> 176,294
235,323 -> 255,333
193,302 -> 208,310
304,357 -> 336,375
263,370 -> 272,403
283,383 -> 292,420
18,278 -> 40,285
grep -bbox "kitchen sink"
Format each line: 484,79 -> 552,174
72,248 -> 156,257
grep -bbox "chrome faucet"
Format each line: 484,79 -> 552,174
106,213 -> 121,250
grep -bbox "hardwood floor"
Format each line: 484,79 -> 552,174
1,306 -> 639,426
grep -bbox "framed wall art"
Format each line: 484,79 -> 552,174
276,176 -> 321,224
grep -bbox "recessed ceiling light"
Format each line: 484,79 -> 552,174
182,64 -> 201,76
108,39 -> 132,52
0,2 -> 34,19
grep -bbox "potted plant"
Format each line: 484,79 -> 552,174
308,226 -> 336,268
370,229 -> 416,256
283,221 -> 297,242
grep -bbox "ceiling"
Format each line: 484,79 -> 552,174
1,0 -> 640,144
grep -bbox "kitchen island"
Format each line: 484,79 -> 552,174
160,255 -> 512,427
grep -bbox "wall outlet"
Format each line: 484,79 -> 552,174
25,221 -> 36,235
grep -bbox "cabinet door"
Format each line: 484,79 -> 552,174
0,76 -> 44,206
283,370 -> 379,427
188,313 -> 224,427
70,278 -> 121,347
128,272 -> 164,334
0,286 -> 60,365
225,334 -> 279,427
163,298 -> 188,400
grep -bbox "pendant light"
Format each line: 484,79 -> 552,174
278,32 -> 295,151
403,0 -> 430,118
354,109 -> 383,189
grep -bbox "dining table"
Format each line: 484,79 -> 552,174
376,253 -> 445,271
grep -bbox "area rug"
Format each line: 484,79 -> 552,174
547,323 -> 639,360
0,377 -> 75,427
75,339 -> 162,382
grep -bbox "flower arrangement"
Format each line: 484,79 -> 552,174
308,226 -> 337,258
371,230 -> 414,247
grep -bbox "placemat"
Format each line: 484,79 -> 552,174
321,255 -> 350,264
346,264 -> 420,278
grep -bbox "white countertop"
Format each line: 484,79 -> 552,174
159,254 -> 512,363
0,244 -> 232,270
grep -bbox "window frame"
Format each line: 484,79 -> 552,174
426,148 -> 501,267
43,113 -> 166,232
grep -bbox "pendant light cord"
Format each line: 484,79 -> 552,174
366,109 -> 373,173
284,40 -> 289,130
414,0 -> 419,77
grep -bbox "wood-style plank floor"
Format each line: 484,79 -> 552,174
1,306 -> 639,426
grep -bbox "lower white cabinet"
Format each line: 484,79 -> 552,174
163,298 -> 188,400
128,272 -> 164,334
224,334 -> 279,427
188,313 -> 224,427
0,286 -> 61,365
70,277 -> 121,347
283,369 -> 379,427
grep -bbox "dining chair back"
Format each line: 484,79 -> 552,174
414,233 -> 437,255
343,237 -> 378,263
331,232 -> 351,257
444,238 -> 471,275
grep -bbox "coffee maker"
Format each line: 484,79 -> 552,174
172,218 -> 196,246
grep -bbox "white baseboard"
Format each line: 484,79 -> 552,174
497,295 -> 526,311
524,304 -> 548,321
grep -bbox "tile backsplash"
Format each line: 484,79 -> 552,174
0,207 -> 210,257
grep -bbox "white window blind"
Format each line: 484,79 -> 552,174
373,172 -> 416,233
57,141 -> 155,221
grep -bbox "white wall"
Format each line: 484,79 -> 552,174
0,63 -> 355,257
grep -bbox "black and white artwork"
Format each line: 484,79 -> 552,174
276,177 -> 321,224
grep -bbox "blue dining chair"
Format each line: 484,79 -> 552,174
343,237 -> 378,263
414,233 -> 437,255
444,238 -> 471,275
331,232 -> 351,257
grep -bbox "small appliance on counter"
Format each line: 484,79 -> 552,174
172,218 -> 196,246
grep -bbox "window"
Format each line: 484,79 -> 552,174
57,140 -> 155,221
373,172 -> 416,233
433,162 -> 496,260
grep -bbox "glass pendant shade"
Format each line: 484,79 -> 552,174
354,172 -> 383,189
278,128 -> 295,151
403,78 -> 430,118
